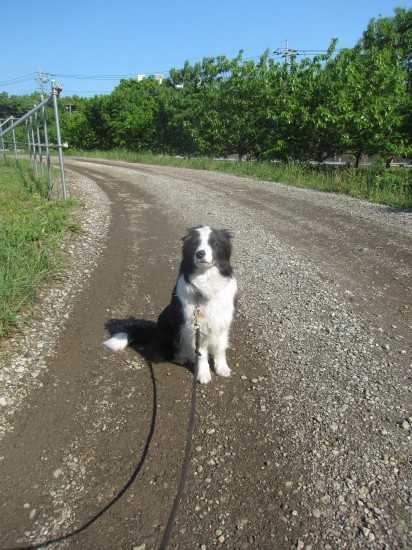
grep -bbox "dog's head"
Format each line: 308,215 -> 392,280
180,226 -> 233,278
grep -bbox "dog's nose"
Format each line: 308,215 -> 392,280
196,250 -> 206,260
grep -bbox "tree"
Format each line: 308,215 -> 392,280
107,78 -> 159,151
265,41 -> 344,162
335,36 -> 410,166
0,92 -> 40,119
215,51 -> 274,159
82,95 -> 114,150
298,40 -> 348,162
157,56 -> 233,157
361,7 -> 412,89
155,62 -> 205,156
154,82 -> 199,155
359,7 -> 412,156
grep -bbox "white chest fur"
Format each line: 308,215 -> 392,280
175,268 -> 237,366
177,269 -> 236,325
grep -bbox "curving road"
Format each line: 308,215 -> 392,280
1,158 -> 411,549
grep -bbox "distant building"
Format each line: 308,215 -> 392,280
136,73 -> 164,84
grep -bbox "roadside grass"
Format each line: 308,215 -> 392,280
67,149 -> 412,209
0,160 -> 79,337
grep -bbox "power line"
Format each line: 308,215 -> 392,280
48,72 -> 140,80
0,73 -> 37,86
1,44 -> 342,97
272,40 -> 341,64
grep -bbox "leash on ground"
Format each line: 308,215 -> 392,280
159,306 -> 201,549
5,312 -> 200,550
4,359 -> 159,550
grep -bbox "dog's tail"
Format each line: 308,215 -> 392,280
103,322 -> 155,352
103,332 -> 130,351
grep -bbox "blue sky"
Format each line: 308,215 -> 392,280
1,0 -> 407,98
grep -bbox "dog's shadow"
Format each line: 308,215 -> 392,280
105,317 -> 155,339
104,317 -> 194,374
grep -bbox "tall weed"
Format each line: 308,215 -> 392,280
68,149 -> 411,208
0,161 -> 78,336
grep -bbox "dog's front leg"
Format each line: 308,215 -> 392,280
211,332 -> 231,378
197,351 -> 212,384
213,352 -> 231,378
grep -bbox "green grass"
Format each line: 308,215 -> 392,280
68,149 -> 412,209
0,160 -> 79,337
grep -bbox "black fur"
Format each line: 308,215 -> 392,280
128,288 -> 183,362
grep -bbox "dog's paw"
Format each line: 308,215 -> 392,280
215,363 -> 231,377
197,368 -> 212,384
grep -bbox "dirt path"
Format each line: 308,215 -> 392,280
1,159 -> 411,549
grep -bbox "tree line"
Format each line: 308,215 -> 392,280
1,8 -> 411,167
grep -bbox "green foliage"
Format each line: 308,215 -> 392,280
2,7 -> 411,195
332,45 -> 409,166
0,161 -> 78,336
0,92 -> 40,119
361,7 -> 412,88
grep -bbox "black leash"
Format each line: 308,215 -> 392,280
5,312 -> 201,550
4,361 -> 158,550
159,307 -> 201,549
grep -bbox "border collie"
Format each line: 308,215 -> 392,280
103,226 -> 237,384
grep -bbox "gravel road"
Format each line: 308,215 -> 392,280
0,158 -> 411,549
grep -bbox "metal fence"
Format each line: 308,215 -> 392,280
0,80 -> 67,199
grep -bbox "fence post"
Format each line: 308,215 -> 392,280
30,115 -> 38,176
51,80 -> 67,199
12,120 -> 18,166
34,110 -> 44,178
0,120 -> 6,164
0,117 -> 12,163
41,103 -> 53,194
25,119 -> 33,167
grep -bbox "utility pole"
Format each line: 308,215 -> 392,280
36,71 -> 49,99
274,40 -> 296,66
285,39 -> 290,66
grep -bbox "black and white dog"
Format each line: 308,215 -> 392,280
103,226 -> 237,384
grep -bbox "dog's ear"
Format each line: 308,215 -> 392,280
217,229 -> 233,241
182,227 -> 197,241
